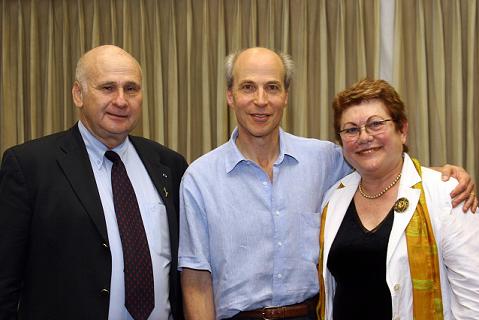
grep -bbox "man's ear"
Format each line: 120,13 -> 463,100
226,89 -> 234,107
72,81 -> 84,108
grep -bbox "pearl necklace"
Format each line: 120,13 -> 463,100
358,173 -> 402,199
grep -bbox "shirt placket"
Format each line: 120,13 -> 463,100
270,163 -> 287,306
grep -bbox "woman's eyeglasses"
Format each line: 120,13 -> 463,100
338,119 -> 393,141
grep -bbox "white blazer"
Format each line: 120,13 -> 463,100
321,154 -> 479,320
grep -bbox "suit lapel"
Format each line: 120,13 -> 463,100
130,137 -> 174,209
56,125 -> 109,243
130,137 -> 179,253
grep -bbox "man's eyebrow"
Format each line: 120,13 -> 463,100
265,80 -> 282,85
124,81 -> 141,87
238,80 -> 255,84
94,81 -> 141,87
95,81 -> 116,87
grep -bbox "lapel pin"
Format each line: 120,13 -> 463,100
393,197 -> 409,213
163,187 -> 169,198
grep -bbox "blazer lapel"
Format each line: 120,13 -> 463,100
130,137 -> 179,253
386,155 -> 421,265
130,138 -> 174,210
323,156 -> 422,268
56,125 -> 109,243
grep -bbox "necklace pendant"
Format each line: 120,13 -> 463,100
393,197 -> 409,213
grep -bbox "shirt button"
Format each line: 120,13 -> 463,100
394,284 -> 400,291
262,181 -> 268,186
277,274 -> 282,279
275,211 -> 280,216
278,241 -> 282,247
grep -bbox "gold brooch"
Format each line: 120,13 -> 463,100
393,197 -> 409,213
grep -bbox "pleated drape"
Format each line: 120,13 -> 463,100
0,0 -> 378,156
0,0 -> 476,184
394,0 -> 478,183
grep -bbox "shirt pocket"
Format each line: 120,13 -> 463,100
144,201 -> 171,258
299,211 -> 321,262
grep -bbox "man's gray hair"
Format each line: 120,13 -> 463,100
75,55 -> 88,92
225,49 -> 295,90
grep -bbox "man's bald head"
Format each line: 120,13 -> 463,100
71,45 -> 143,149
75,45 -> 142,92
225,47 -> 294,90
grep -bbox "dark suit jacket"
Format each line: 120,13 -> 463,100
0,124 -> 187,320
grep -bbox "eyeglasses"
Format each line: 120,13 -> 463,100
338,119 -> 393,141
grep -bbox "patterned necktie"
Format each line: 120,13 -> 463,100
105,151 -> 154,320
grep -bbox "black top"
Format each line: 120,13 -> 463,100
327,200 -> 394,320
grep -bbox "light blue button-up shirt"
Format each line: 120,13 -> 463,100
78,121 -> 173,320
178,128 -> 351,319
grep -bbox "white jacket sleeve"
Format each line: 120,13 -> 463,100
441,202 -> 479,318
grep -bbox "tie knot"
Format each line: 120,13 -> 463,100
105,150 -> 121,163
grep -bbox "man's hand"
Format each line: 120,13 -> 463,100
436,164 -> 477,213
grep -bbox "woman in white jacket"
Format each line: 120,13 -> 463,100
317,79 -> 479,320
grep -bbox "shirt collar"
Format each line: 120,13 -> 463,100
78,120 -> 130,170
224,127 -> 299,173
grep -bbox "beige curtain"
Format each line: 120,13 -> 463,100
0,0 -> 378,161
394,0 -> 478,182
1,0 -> 476,184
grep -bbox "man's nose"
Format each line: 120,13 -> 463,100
254,88 -> 268,106
112,89 -> 127,107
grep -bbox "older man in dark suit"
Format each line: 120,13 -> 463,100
0,45 -> 187,320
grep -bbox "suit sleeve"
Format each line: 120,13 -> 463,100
0,149 -> 32,319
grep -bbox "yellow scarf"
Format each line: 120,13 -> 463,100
317,158 -> 443,319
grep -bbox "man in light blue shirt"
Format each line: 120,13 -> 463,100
178,47 -> 476,320
180,127 -> 349,320
179,47 -> 348,320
